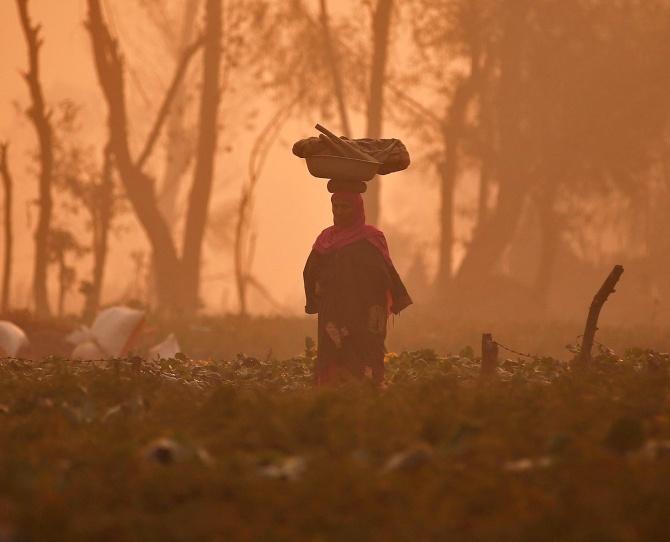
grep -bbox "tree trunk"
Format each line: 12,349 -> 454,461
234,189 -> 249,316
57,254 -> 66,317
85,144 -> 113,318
364,0 -> 393,226
476,161 -> 490,230
454,2 -> 527,286
158,0 -> 200,223
436,157 -> 455,295
0,144 -> 13,313
181,0 -> 222,313
319,0 -> 352,138
434,66 -> 479,295
17,0 -> 53,317
454,180 -> 526,284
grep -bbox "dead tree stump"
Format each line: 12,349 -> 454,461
575,265 -> 624,366
481,333 -> 499,376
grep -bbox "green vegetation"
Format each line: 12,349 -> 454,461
1,348 -> 670,541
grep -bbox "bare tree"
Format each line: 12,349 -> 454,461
86,0 -> 205,312
17,0 -> 53,316
0,144 -> 13,313
234,97 -> 300,315
139,0 -> 201,232
48,228 -> 87,317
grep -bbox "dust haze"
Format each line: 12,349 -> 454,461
2,0 -> 670,354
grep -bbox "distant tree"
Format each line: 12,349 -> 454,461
47,228 -> 87,317
405,0 -> 489,296
364,0 -> 394,225
405,0 -> 670,310
88,0 -> 265,313
257,0 -> 397,224
86,0 -> 207,313
16,0 -> 53,316
0,143 -> 13,313
234,98 -> 299,316
51,101 -> 121,318
139,0 -> 201,304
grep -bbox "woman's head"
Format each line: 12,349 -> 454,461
331,192 -> 365,228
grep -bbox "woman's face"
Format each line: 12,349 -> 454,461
332,200 -> 355,227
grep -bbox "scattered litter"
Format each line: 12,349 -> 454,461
503,456 -> 554,472
62,401 -> 96,425
383,443 -> 434,472
258,456 -> 307,481
148,333 -> 181,360
0,321 -> 29,357
67,306 -> 145,359
141,437 -> 213,467
634,439 -> 670,461
196,447 -> 215,468
101,404 -> 122,422
142,437 -> 186,465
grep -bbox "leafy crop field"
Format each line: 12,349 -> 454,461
2,347 -> 670,541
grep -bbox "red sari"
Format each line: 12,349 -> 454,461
304,193 -> 412,385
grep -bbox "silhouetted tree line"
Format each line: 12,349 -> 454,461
8,0 -> 670,318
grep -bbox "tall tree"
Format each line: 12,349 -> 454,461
47,228 -> 86,317
17,0 -> 53,316
86,0 -> 207,312
182,0 -> 222,311
51,100 -> 120,318
0,144 -> 13,313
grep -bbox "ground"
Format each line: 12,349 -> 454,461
1,344 -> 670,541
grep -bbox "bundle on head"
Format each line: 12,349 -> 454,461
293,136 -> 410,175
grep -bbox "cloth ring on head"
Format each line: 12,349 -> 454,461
327,179 -> 367,194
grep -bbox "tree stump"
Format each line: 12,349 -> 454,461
575,265 -> 624,366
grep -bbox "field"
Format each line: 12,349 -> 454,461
2,334 -> 670,541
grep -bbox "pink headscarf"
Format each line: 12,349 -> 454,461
312,192 -> 392,264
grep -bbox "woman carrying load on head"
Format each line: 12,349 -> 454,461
303,191 -> 412,386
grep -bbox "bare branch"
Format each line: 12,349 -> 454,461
135,36 -> 205,170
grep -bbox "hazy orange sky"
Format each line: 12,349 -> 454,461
1,1 -> 441,315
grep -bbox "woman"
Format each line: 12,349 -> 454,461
303,191 -> 412,386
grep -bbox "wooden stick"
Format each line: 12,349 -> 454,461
315,123 -> 380,163
481,333 -> 498,376
575,265 -> 624,365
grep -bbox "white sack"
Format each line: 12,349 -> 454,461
0,321 -> 29,357
71,341 -> 105,360
68,306 -> 145,358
